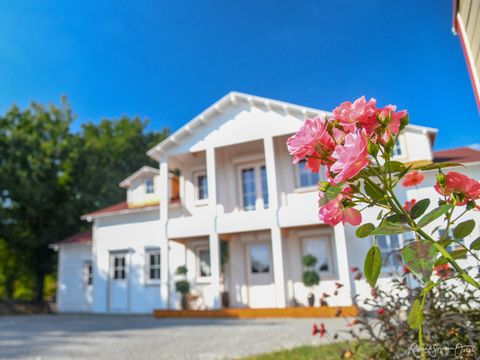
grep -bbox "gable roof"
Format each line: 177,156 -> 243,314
147,91 -> 439,160
433,147 -> 480,163
147,91 -> 327,160
119,166 -> 159,188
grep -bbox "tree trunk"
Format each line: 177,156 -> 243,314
34,271 -> 45,303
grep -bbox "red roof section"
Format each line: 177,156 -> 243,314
433,147 -> 480,164
56,230 -> 92,245
83,200 -> 160,218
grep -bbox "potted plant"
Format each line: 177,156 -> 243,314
302,254 -> 320,307
175,265 -> 190,310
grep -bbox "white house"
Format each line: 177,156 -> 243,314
54,92 -> 480,314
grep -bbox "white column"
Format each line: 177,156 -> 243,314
206,147 -> 221,308
159,159 -> 170,309
263,136 -> 286,308
333,223 -> 354,306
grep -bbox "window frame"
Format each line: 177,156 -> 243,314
196,246 -> 212,283
145,247 -> 161,285
294,160 -> 325,190
438,228 -> 465,251
193,170 -> 209,205
145,178 -> 155,194
391,136 -> 408,160
112,253 -> 127,281
83,260 -> 93,287
372,232 -> 413,272
301,236 -> 336,277
237,162 -> 269,211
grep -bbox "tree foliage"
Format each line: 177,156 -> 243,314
0,97 -> 169,301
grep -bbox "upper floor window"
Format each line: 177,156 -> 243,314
195,173 -> 208,201
391,139 -> 403,157
146,248 -> 161,281
239,163 -> 269,211
83,260 -> 93,286
145,178 -> 155,194
297,159 -> 321,188
197,247 -> 211,278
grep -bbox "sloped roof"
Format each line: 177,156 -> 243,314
81,201 -> 160,221
147,91 -> 439,160
55,230 -> 92,245
119,166 -> 159,188
433,147 -> 480,163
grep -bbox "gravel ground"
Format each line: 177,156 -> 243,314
0,314 -> 350,360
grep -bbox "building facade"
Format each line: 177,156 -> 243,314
54,92 -> 480,313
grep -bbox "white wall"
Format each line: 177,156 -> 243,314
57,243 -> 93,312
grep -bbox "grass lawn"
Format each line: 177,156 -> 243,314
241,341 -> 372,360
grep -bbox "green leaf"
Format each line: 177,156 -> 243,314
453,220 -> 475,239
370,222 -> 405,235
421,280 -> 436,296
417,204 -> 452,228
356,223 -> 375,238
364,181 -> 387,205
364,246 -> 382,288
417,162 -> 463,171
384,161 -> 406,173
385,214 -> 408,223
407,299 -> 423,329
434,256 -> 448,267
410,199 -> 430,220
402,240 -> 437,283
449,248 -> 468,259
318,182 -> 344,206
470,237 -> 480,251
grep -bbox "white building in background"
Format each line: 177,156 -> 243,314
54,92 -> 480,314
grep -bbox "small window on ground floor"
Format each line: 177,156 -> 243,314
249,243 -> 271,274
303,237 -> 334,274
113,254 -> 127,280
83,260 -> 93,286
197,247 -> 211,278
146,248 -> 161,281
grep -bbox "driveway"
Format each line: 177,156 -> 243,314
0,314 -> 350,360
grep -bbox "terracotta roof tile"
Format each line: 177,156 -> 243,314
433,147 -> 480,164
56,230 -> 92,245
83,200 -> 160,218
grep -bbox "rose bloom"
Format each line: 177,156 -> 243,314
377,104 -> 408,135
318,187 -> 362,226
329,131 -> 370,183
434,171 -> 480,205
434,264 -> 453,279
286,116 -> 334,164
332,96 -> 378,134
403,199 -> 417,212
402,171 -> 425,187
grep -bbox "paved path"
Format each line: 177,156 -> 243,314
0,314 -> 350,360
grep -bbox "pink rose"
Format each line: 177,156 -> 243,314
332,96 -> 378,134
318,187 -> 362,226
286,116 -> 334,164
378,105 -> 408,144
329,131 -> 370,183
434,171 -> 480,205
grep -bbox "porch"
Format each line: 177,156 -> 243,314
153,306 -> 358,318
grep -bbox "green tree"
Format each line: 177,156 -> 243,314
0,98 -> 169,302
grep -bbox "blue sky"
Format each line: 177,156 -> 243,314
0,0 -> 478,150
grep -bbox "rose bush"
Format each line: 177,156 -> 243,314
287,96 -> 480,359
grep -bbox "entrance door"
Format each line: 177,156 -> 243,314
109,251 -> 129,312
246,243 -> 275,308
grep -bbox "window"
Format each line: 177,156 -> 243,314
145,178 -> 155,194
250,244 -> 270,273
261,166 -> 269,209
377,234 -> 402,269
83,261 -> 93,286
392,139 -> 403,157
113,254 -> 127,280
297,159 -> 321,188
197,248 -> 211,278
196,173 -> 208,201
439,228 -> 465,251
303,238 -> 333,274
146,248 -> 161,281
239,164 -> 269,211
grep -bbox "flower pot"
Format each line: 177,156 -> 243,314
307,292 -> 315,307
221,291 -> 229,308
180,293 -> 189,310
